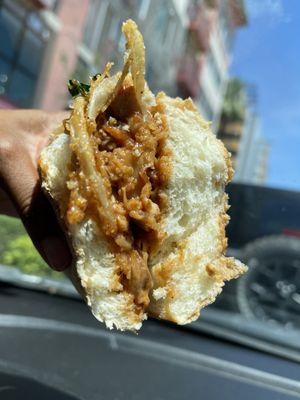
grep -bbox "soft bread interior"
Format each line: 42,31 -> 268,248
40,133 -> 145,331
148,94 -> 247,323
40,93 -> 247,329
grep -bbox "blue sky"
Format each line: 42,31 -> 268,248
230,0 -> 300,190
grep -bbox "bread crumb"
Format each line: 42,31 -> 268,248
153,287 -> 167,300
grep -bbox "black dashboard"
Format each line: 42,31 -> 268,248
0,283 -> 299,400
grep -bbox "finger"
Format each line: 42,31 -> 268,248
1,149 -> 71,271
0,186 -> 18,217
22,182 -> 72,272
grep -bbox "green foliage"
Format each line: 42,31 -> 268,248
0,215 -> 25,254
0,216 -> 61,279
3,235 -> 47,274
68,79 -> 90,97
222,78 -> 246,122
68,73 -> 100,97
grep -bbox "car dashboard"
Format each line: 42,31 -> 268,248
0,282 -> 299,400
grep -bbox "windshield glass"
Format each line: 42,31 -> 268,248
0,0 -> 299,349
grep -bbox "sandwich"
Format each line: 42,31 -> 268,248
39,20 -> 247,331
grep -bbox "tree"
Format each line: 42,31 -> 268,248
1,233 -> 61,279
0,215 -> 24,254
221,78 -> 246,123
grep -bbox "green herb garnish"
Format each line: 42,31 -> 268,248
92,74 -> 101,81
68,79 -> 90,97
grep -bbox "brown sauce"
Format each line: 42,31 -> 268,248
66,84 -> 171,310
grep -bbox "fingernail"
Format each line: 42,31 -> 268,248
40,236 -> 71,271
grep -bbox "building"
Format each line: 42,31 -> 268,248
0,0 -> 187,111
0,0 -> 247,123
77,0 -> 187,98
216,78 -> 246,167
0,0 -> 90,110
177,0 -> 247,131
234,112 -> 269,185
217,79 -> 269,185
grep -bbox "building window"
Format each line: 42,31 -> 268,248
0,2 -> 50,107
198,92 -> 214,121
166,19 -> 177,49
155,4 -> 169,43
83,0 -> 106,51
219,0 -> 233,51
206,51 -> 222,89
108,16 -> 120,42
138,0 -> 150,20
118,34 -> 126,52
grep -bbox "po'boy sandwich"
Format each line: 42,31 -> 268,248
39,20 -> 247,331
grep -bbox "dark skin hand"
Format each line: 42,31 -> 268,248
0,109 -> 71,271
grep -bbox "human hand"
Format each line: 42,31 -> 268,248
0,109 -> 71,271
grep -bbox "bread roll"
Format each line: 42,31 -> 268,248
39,20 -> 247,331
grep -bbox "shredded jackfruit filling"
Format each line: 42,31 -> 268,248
66,83 -> 170,310
64,20 -> 171,313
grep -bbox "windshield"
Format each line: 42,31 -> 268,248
0,0 -> 299,351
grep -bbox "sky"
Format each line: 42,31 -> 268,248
230,0 -> 300,191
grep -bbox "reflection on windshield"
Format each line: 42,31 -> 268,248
0,0 -> 300,340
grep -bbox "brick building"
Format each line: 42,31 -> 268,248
0,0 -> 89,110
178,0 -> 246,131
0,0 -> 186,110
0,0 -> 246,123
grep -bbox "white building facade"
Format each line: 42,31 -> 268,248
234,112 -> 269,184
